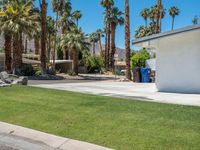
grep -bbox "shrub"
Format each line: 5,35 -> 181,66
68,71 -> 77,76
131,48 -> 150,69
21,64 -> 35,76
35,70 -> 42,76
85,55 -> 103,73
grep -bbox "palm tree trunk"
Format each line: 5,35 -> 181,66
110,22 -> 116,70
145,19 -> 147,28
47,34 -> 51,60
34,39 -> 40,55
40,0 -> 47,74
4,32 -> 12,73
156,0 -> 161,33
107,23 -> 111,70
93,42 -> 95,55
125,0 -> 131,80
73,49 -> 78,75
25,38 -> 28,54
53,11 -> 59,71
76,19 -> 79,27
159,0 -> 162,32
13,34 -> 22,75
19,33 -> 24,53
172,17 -> 175,30
159,14 -> 162,32
104,30 -> 107,68
99,37 -> 103,54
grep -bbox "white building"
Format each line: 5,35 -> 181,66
133,25 -> 200,94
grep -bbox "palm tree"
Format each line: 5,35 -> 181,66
95,29 -> 104,54
47,16 -> 56,60
61,28 -> 88,75
0,0 -> 39,75
140,8 -> 149,27
125,0 -> 131,80
72,10 -> 82,27
89,32 -> 99,55
159,6 -> 165,33
169,6 -> 180,30
40,0 -> 48,74
148,6 -> 157,33
58,1 -> 74,59
51,0 -> 72,69
155,0 -> 161,33
108,7 -> 124,70
0,1 -> 12,73
33,31 -> 41,55
100,0 -> 114,70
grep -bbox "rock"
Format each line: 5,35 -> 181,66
117,78 -> 130,82
0,71 -> 12,84
0,71 -> 28,85
11,77 -> 28,85
0,79 -> 10,87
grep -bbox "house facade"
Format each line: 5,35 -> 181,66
133,25 -> 200,94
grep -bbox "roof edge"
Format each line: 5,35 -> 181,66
133,25 -> 200,45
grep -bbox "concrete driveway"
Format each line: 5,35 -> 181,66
30,81 -> 200,107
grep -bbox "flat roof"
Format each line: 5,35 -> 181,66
133,25 -> 200,45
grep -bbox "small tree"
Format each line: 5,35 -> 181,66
131,49 -> 150,69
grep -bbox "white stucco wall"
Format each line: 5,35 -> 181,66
156,29 -> 200,93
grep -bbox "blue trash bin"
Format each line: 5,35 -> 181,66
140,68 -> 151,83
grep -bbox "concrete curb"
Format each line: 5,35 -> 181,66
0,121 -> 113,150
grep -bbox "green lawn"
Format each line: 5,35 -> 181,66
0,86 -> 200,150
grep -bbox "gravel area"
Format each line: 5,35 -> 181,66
0,144 -> 18,150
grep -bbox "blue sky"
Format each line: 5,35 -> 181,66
36,0 -> 200,49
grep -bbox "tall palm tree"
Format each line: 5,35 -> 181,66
47,16 -> 56,60
33,31 -> 41,55
159,5 -> 165,33
89,32 -> 99,55
72,10 -> 82,27
40,0 -> 48,74
59,12 -> 75,59
108,7 -> 124,70
148,6 -> 157,33
95,29 -> 104,54
125,0 -> 131,80
140,8 -> 149,27
61,28 -> 88,75
155,0 -> 161,33
169,6 -> 180,30
0,1 -> 12,73
0,0 -> 39,75
100,0 -> 114,70
58,1 -> 74,59
51,0 -> 72,68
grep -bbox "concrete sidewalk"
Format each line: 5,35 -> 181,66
0,122 -> 113,150
31,81 -> 200,107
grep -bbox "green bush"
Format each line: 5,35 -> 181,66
85,55 -> 103,73
35,70 -> 42,76
131,48 -> 150,69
